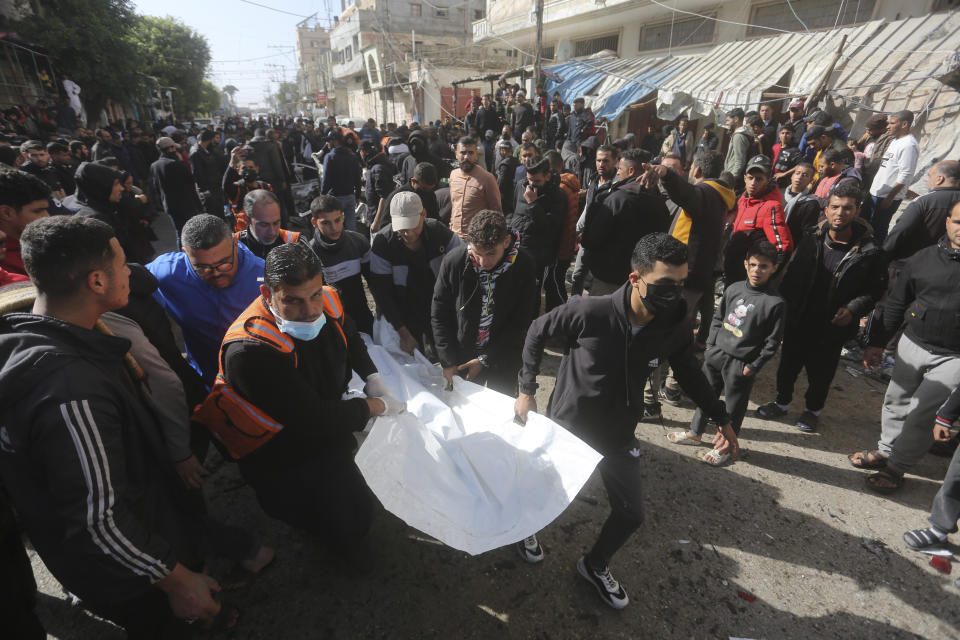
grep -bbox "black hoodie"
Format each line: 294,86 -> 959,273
580,178 -> 670,284
365,151 -> 396,211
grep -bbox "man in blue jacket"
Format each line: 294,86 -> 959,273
147,214 -> 264,387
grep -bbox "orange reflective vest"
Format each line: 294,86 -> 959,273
232,228 -> 301,246
192,288 -> 346,460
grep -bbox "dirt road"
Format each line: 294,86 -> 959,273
30,346 -> 959,639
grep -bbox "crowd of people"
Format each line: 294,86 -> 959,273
1,83 -> 960,637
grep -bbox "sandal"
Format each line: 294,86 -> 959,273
866,469 -> 904,494
903,528 -> 947,551
697,448 -> 731,466
848,449 -> 887,469
666,431 -> 703,446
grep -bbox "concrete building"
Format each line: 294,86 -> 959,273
295,22 -> 333,117
473,0 -> 953,65
325,0 -> 514,125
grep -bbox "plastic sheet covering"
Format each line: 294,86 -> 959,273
350,319 -> 602,556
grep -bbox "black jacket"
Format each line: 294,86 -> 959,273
365,152 -> 396,211
884,187 -> 960,263
496,155 -> 520,215
880,238 -> 960,356
518,284 -> 729,454
509,174 -> 567,269
224,305 -> 377,473
431,239 -> 538,372
545,111 -> 566,148
0,314 -> 203,606
783,190 -> 823,246
380,184 -> 440,228
778,218 -> 886,338
149,154 -> 201,223
189,144 -> 226,204
247,135 -> 288,189
369,219 -> 462,337
511,102 -> 535,133
305,228 -> 374,335
580,178 -> 670,284
661,170 -> 735,291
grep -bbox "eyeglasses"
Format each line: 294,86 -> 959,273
191,244 -> 236,276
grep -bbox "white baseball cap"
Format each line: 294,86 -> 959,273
391,191 -> 424,231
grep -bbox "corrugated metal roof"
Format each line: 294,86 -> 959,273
655,21 -> 883,120
815,12 -> 960,195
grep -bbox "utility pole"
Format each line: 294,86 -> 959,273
533,0 -> 544,92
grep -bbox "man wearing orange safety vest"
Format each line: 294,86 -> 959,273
233,189 -> 300,260
195,242 -> 404,546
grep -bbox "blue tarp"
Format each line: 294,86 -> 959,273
543,59 -> 611,105
544,56 -> 694,122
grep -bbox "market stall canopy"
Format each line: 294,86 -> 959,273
655,21 -> 882,121
545,55 -> 698,122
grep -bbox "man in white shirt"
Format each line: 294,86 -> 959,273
869,110 -> 919,245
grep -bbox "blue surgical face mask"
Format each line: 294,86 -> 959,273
276,312 -> 326,341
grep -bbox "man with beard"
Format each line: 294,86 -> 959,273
449,137 -> 501,240
571,143 -> 620,296
305,194 -> 374,335
150,137 -> 201,233
723,108 -> 752,190
756,184 -> 885,433
147,214 -> 264,387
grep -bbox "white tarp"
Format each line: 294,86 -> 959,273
350,321 -> 602,556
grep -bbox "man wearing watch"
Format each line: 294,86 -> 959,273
431,209 -> 537,395
513,233 -> 738,610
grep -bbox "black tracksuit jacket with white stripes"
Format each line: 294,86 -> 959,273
0,314 -> 201,606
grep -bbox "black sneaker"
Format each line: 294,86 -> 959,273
659,387 -> 682,407
756,401 -> 789,419
640,402 -> 662,422
577,556 -> 629,609
796,410 -> 819,432
515,534 -> 544,563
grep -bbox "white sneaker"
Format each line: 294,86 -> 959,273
577,556 -> 629,609
515,534 -> 544,563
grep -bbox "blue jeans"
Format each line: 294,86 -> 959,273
870,195 -> 901,246
335,194 -> 357,231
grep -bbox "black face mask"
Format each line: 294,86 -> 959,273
242,169 -> 258,182
641,280 -> 684,317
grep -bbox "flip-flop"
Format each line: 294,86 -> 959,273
666,431 -> 704,446
848,449 -> 887,469
696,448 -> 732,466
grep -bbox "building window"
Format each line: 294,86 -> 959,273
474,8 -> 484,20
573,33 -> 619,57
934,0 -> 960,10
367,54 -> 380,85
748,0 -> 875,36
640,15 -> 714,51
435,6 -> 448,18
345,45 -> 353,61
542,45 -> 555,60
410,3 -> 421,16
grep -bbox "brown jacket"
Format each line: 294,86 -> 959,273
449,165 -> 502,238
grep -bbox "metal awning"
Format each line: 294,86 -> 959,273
655,21 -> 883,120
